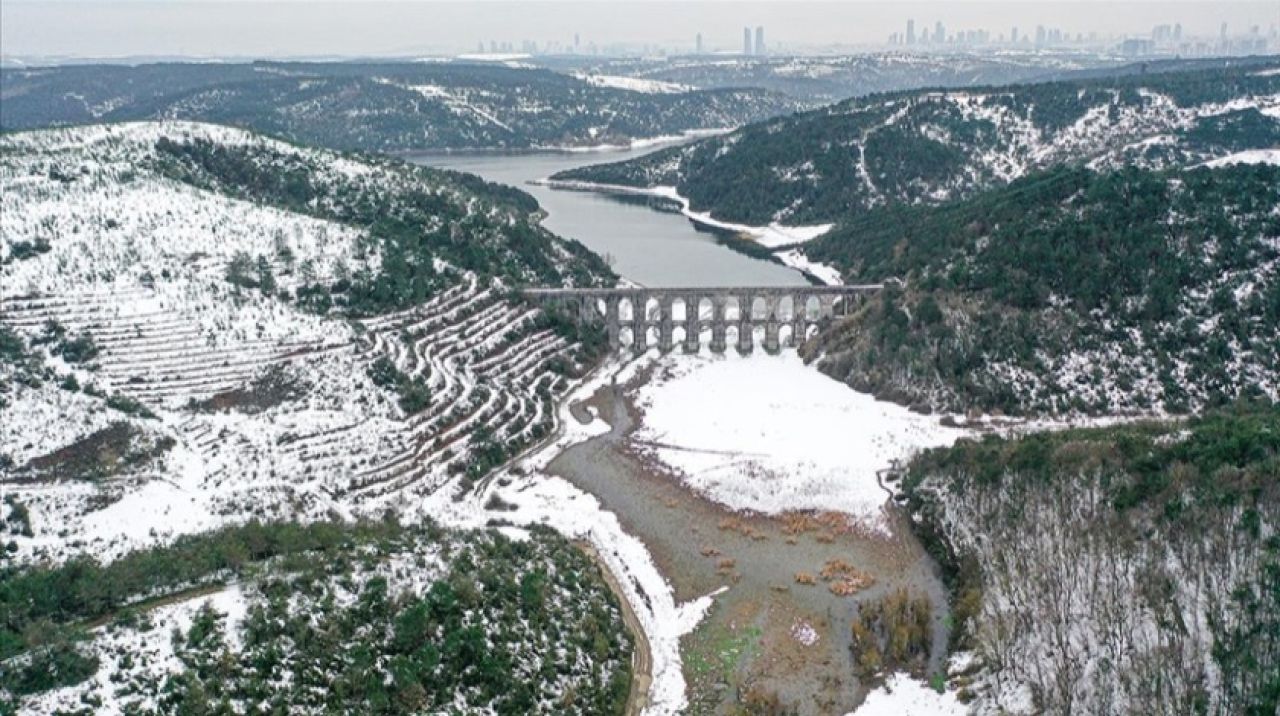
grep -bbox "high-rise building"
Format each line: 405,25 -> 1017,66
755,26 -> 765,55
743,26 -> 752,55
1011,27 -> 1018,44
696,33 -> 703,54
906,19 -> 916,45
936,21 -> 945,45
1174,23 -> 1183,41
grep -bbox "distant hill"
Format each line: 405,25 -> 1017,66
570,51 -> 1125,103
552,58 -> 1280,226
0,61 -> 802,151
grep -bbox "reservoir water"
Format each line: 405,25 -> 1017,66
410,145 -> 807,288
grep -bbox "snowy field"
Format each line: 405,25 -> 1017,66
1202,148 -> 1280,167
630,351 -> 966,531
573,72 -> 692,94
851,673 -> 967,716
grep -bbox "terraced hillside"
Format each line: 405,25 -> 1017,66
0,61 -> 801,151
0,122 -> 609,563
553,58 -> 1280,225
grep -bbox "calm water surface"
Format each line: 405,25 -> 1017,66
410,145 -> 807,288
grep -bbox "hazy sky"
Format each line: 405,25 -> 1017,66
3,1 -> 1278,59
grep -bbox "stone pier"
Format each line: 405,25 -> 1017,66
522,284 -> 882,354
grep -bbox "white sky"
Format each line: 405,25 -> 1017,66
3,1 -> 1278,59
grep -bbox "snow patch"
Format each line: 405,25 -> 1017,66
574,73 -> 692,94
630,351 -> 966,532
849,673 -> 967,716
1201,148 -> 1280,167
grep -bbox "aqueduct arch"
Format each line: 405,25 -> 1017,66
524,284 -> 882,354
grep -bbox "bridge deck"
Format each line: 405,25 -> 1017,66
522,284 -> 883,297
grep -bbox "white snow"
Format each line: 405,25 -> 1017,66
777,248 -> 844,285
553,128 -> 730,153
574,73 -> 692,94
1201,148 -> 1280,167
849,673 -> 967,716
649,185 -> 833,248
22,586 -> 249,716
630,351 -> 966,532
791,619 -> 820,647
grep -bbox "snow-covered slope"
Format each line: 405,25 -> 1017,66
0,122 -> 603,564
0,61 -> 800,151
553,59 -> 1280,226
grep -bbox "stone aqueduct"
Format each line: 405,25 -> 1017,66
522,285 -> 883,353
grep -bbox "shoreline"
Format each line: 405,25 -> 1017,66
397,127 -> 727,159
577,539 -> 654,716
536,177 -> 843,285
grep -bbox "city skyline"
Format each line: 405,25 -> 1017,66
3,1 -> 1278,60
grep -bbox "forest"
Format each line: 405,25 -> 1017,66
0,519 -> 632,715
552,57 -> 1280,226
899,404 -> 1279,714
803,163 -> 1280,415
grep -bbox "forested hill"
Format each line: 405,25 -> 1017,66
900,406 -> 1279,714
552,58 -> 1280,226
0,61 -> 800,151
800,162 -> 1280,416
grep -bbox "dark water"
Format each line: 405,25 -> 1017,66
409,145 -> 807,288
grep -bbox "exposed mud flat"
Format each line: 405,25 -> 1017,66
549,362 -> 950,715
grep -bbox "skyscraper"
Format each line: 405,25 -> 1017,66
743,26 -> 752,55
906,19 -> 916,45
936,21 -> 945,44
1011,27 -> 1018,44
696,32 -> 703,54
755,26 -> 765,55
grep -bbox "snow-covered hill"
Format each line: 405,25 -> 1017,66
0,122 -> 606,565
0,61 -> 801,151
571,50 -> 1123,103
553,58 -> 1280,226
